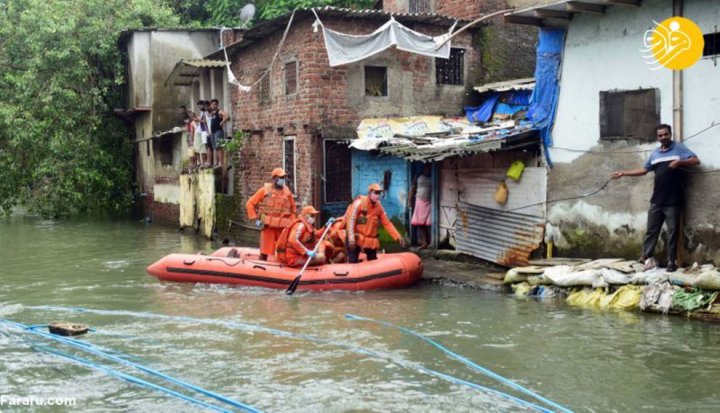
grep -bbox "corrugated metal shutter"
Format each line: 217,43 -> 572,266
441,166 -> 546,266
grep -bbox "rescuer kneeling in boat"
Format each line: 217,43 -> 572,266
276,205 -> 326,267
345,183 -> 406,264
323,217 -> 348,264
246,168 -> 297,261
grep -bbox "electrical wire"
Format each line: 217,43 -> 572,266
345,314 -> 572,413
25,305 -> 553,412
0,319 -> 261,413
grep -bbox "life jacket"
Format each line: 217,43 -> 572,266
345,195 -> 382,250
258,183 -> 294,228
275,218 -> 315,263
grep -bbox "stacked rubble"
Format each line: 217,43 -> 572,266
506,258 -> 720,321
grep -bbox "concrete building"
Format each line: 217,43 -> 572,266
118,29 -> 225,225
506,0 -> 720,264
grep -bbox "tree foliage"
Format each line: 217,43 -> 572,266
0,0 -> 178,217
0,0 -> 376,217
173,0 -> 376,27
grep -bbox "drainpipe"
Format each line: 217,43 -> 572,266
673,0 -> 684,141
431,161 -> 439,250
673,0 -> 685,265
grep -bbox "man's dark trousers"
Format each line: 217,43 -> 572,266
642,203 -> 680,263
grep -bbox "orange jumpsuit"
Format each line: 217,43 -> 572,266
277,218 -> 324,267
345,195 -> 401,250
246,183 -> 296,256
323,218 -> 348,263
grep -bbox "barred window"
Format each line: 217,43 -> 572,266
284,61 -> 297,95
409,0 -> 432,13
283,137 -> 296,192
258,72 -> 270,105
436,48 -> 464,86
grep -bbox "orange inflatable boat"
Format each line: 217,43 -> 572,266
147,247 -> 423,292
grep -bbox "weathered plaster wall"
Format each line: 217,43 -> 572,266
546,0 -> 720,264
150,31 -> 219,132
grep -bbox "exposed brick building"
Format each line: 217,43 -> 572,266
217,7 -> 483,241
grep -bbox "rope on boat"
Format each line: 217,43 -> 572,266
345,313 -> 573,413
26,305 -> 553,412
0,319 -> 262,413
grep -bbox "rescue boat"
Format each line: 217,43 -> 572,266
146,247 -> 423,292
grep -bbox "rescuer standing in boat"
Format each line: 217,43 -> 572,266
276,205 -> 326,267
246,168 -> 297,261
345,183 -> 406,263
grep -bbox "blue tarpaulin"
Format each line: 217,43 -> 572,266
528,28 -> 565,167
465,93 -> 499,123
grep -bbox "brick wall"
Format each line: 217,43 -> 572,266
141,193 -> 180,226
230,14 -> 475,223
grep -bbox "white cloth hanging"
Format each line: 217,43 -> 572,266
320,17 -> 453,67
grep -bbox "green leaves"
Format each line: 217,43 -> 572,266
0,0 -> 176,217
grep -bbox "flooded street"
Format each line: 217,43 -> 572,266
1,214 -> 720,412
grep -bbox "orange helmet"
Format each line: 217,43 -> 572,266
271,167 -> 286,178
367,183 -> 384,192
301,205 -> 320,215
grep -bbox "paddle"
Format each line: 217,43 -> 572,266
285,217 -> 336,295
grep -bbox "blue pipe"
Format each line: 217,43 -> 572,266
345,313 -> 573,413
26,305 -> 551,412
29,343 -> 231,413
1,319 -> 261,413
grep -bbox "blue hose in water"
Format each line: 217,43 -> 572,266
344,313 -> 573,413
0,319 -> 261,413
29,344 -> 231,413
26,305 -> 553,412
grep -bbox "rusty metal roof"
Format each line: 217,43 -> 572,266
454,200 -> 545,267
378,129 -> 540,162
165,59 -> 226,87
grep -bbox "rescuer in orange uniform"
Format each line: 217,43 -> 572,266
276,205 -> 326,267
323,217 -> 348,264
245,168 -> 297,261
345,183 -> 406,264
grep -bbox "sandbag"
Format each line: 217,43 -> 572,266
494,181 -> 508,205
511,282 -> 532,297
640,282 -> 677,314
630,268 -> 668,285
545,268 -> 601,287
695,269 -> 720,291
601,268 -> 632,285
668,272 -> 698,288
601,285 -> 642,310
527,274 -> 552,286
673,289 -> 719,312
504,268 -> 528,284
566,288 -> 605,308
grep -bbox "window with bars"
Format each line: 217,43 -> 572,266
364,66 -> 387,97
323,140 -> 352,203
258,72 -> 270,105
703,32 -> 720,57
284,61 -> 297,95
436,48 -> 464,86
283,137 -> 296,192
409,0 -> 432,13
600,88 -> 660,141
